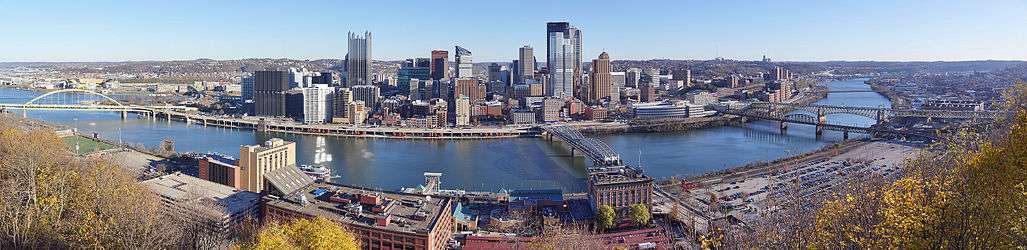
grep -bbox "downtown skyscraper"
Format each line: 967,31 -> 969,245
455,46 -> 473,79
516,45 -> 535,84
589,52 -> 612,105
430,50 -> 449,80
346,31 -> 372,87
546,22 -> 582,98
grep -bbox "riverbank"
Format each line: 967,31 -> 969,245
579,116 -> 742,134
869,82 -> 910,109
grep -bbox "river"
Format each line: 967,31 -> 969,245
0,78 -> 889,192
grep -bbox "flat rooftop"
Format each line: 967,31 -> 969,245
141,173 -> 261,216
589,165 -> 653,186
264,182 -> 450,235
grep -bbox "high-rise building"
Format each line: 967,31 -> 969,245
610,72 -> 624,107
346,31 -> 372,87
486,63 -> 509,87
351,85 -> 380,113
332,87 -> 352,122
453,78 -> 485,103
625,68 -> 641,88
430,50 -> 449,80
517,45 -> 535,84
589,52 -> 612,105
347,100 -> 367,125
254,70 -> 289,117
285,90 -> 305,121
455,46 -> 473,78
238,138 -> 296,193
546,22 -> 582,98
288,67 -> 311,88
454,96 -> 470,127
398,58 -> 431,96
673,69 -> 692,88
302,85 -> 334,124
312,72 -> 334,86
241,76 -> 254,102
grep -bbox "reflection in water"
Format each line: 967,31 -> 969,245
0,79 -> 888,192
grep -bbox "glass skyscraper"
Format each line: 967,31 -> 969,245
346,31 -> 372,87
546,22 -> 581,98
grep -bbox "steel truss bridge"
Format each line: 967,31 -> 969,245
715,102 -> 998,139
541,125 -> 623,167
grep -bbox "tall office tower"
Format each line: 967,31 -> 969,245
332,87 -> 352,122
254,70 -> 289,117
430,50 -> 449,80
346,31 -> 372,87
301,85 -> 334,124
610,72 -> 624,107
589,52 -> 612,105
454,96 -> 470,126
398,58 -> 431,96
241,76 -> 254,102
487,63 -> 510,87
238,138 -> 296,193
285,90 -> 305,121
453,78 -> 485,103
313,72 -> 334,85
517,45 -> 535,84
642,68 -> 661,88
351,84 -> 381,113
625,68 -> 641,88
455,46 -> 473,78
546,22 -> 581,98
409,79 -> 422,101
287,67 -> 309,88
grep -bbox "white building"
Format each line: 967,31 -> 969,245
302,84 -> 334,124
455,96 -> 470,126
632,100 -> 714,119
455,46 -> 473,79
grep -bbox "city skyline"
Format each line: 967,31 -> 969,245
1,0 -> 1026,62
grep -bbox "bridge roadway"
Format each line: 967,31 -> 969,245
748,102 -> 997,122
541,125 -> 623,167
0,103 -> 534,139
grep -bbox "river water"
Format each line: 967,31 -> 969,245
0,79 -> 888,192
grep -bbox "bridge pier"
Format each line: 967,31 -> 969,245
843,130 -> 849,140
815,125 -> 824,139
779,121 -> 788,134
121,111 -> 127,120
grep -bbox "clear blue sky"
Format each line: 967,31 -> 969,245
1,0 -> 1025,62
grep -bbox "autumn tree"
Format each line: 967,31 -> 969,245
237,217 -> 359,250
596,205 -> 615,230
0,115 -> 182,249
629,203 -> 650,226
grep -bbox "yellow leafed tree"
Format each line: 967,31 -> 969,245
240,217 -> 359,250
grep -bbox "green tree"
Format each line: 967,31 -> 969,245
629,203 -> 650,226
596,205 -> 615,230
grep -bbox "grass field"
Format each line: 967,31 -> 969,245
62,135 -> 114,155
